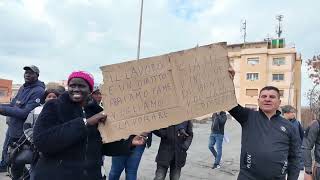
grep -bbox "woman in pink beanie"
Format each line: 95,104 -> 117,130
31,71 -> 145,180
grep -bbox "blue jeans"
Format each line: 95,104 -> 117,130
108,145 -> 145,180
208,133 -> 224,165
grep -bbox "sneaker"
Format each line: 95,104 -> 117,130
0,165 -> 7,173
212,164 -> 221,169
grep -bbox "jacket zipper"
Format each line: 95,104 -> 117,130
82,107 -> 89,163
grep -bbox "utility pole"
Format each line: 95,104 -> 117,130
137,0 -> 144,60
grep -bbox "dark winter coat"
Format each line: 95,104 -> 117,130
0,80 -> 45,138
153,121 -> 193,168
302,120 -> 320,173
31,92 -> 133,180
289,118 -> 304,142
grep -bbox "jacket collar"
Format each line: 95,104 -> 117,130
258,108 -> 282,120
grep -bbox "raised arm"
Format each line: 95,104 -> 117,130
228,104 -> 250,125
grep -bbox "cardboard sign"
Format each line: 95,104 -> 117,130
99,42 -> 237,142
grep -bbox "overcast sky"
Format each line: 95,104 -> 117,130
0,0 -> 319,106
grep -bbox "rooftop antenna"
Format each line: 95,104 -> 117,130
264,34 -> 271,41
275,15 -> 284,38
136,0 -> 144,60
240,19 -> 247,47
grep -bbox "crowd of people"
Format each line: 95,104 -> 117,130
0,65 -> 319,180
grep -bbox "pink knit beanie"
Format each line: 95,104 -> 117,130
67,71 -> 94,92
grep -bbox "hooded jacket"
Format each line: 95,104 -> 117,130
32,92 -> 133,180
0,80 -> 45,138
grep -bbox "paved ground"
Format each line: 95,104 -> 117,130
0,115 -> 304,180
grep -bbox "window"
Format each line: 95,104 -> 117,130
272,74 -> 284,81
247,58 -> 259,65
246,73 -> 259,80
273,57 -> 285,66
0,88 -> 7,97
246,89 -> 258,97
245,104 -> 258,110
279,90 -> 284,97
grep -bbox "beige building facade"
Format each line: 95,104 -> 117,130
0,78 -> 13,103
228,39 -> 302,119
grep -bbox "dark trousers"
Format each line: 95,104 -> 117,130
0,129 -> 10,167
7,136 -> 26,180
154,164 -> 181,180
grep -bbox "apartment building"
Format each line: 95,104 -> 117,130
228,39 -> 302,119
0,78 -> 13,103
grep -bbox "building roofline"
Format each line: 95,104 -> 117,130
227,41 -> 268,47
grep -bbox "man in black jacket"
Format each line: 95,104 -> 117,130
302,120 -> 320,179
153,121 -> 193,180
229,85 -> 300,180
282,105 -> 304,170
209,111 -> 227,169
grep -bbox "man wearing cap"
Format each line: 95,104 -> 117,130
282,105 -> 304,171
91,87 -> 103,107
0,65 -> 45,177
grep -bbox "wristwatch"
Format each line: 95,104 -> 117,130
305,170 -> 312,175
83,118 -> 88,126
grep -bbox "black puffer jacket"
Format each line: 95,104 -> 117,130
154,121 -> 193,168
32,92 -> 132,180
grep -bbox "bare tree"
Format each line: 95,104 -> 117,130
306,55 -> 320,119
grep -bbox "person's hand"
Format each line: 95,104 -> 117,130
304,172 -> 313,180
140,132 -> 149,140
140,132 -> 149,137
131,135 -> 146,146
228,66 -> 235,80
86,112 -> 107,126
178,129 -> 189,137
